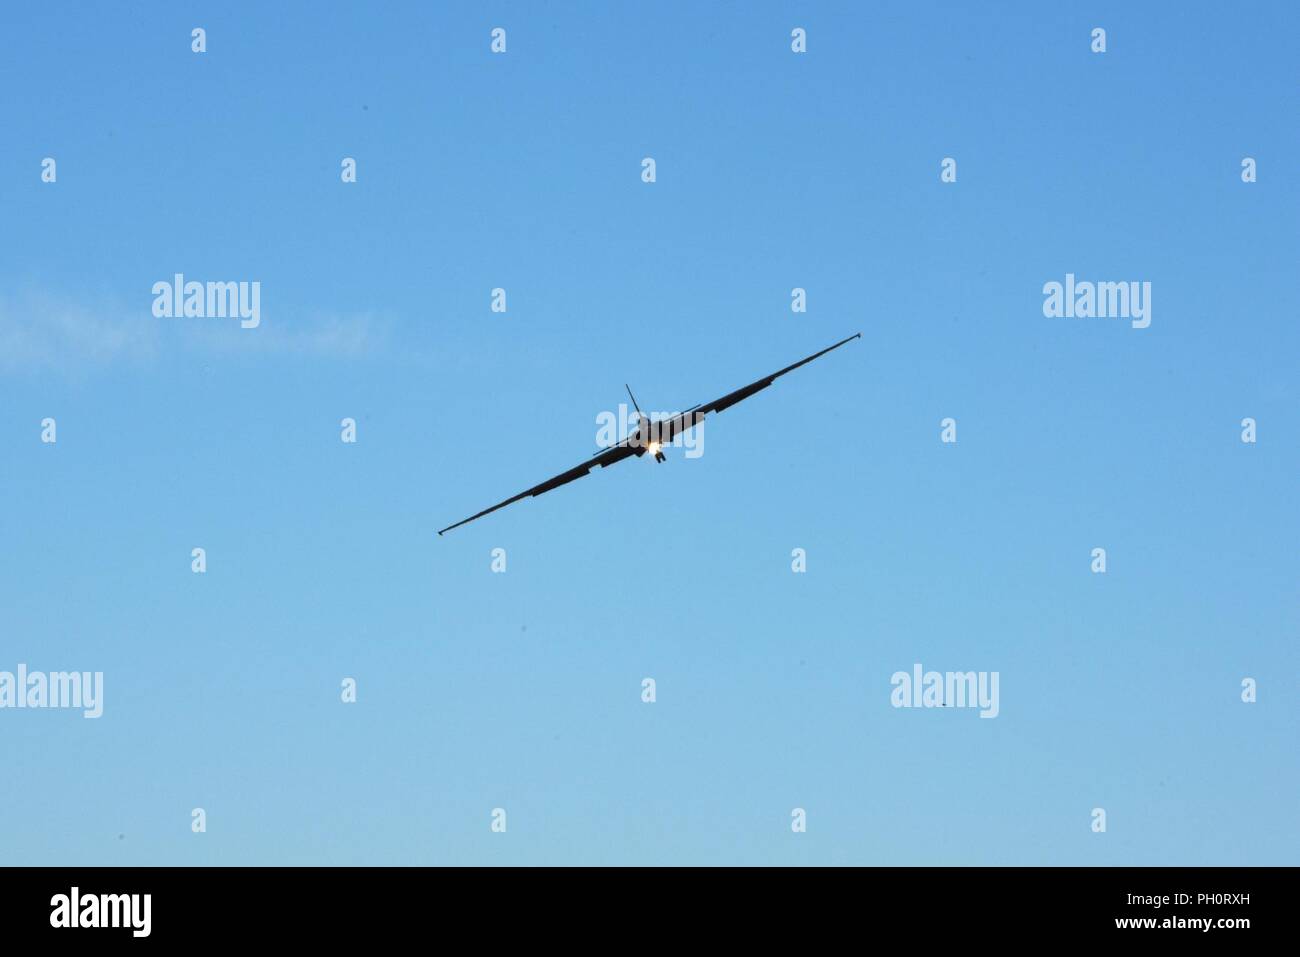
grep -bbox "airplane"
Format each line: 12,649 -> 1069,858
437,332 -> 861,535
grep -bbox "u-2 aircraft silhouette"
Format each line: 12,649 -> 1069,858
438,332 -> 861,535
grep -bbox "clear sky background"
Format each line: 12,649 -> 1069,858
1,2 -> 1296,866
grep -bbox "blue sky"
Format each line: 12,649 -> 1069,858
1,1 -> 1296,865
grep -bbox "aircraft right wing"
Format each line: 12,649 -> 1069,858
654,332 -> 862,444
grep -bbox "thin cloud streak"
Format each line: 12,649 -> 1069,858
0,291 -> 392,376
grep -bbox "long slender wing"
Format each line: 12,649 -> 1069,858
438,443 -> 639,535
654,332 -> 861,444
439,333 -> 861,534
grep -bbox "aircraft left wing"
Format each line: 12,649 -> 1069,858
438,442 -> 639,535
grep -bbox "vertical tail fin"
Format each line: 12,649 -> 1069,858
624,384 -> 643,423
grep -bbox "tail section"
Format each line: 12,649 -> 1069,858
624,383 -> 643,425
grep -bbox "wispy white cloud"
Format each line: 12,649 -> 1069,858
0,291 -> 391,376
180,310 -> 391,359
0,291 -> 159,373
